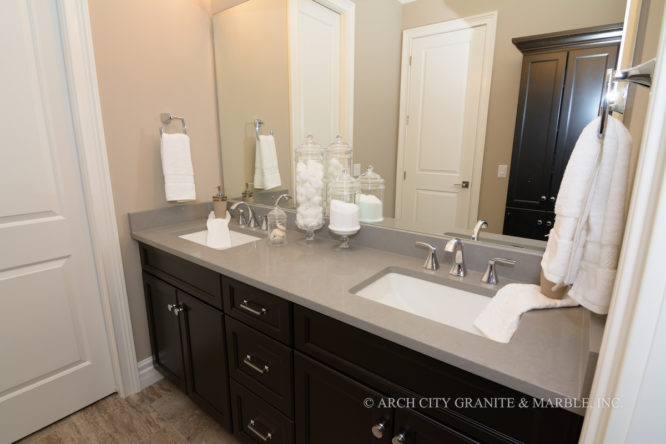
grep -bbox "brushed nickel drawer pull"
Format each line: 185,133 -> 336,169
244,354 -> 270,374
248,419 -> 272,442
240,299 -> 267,316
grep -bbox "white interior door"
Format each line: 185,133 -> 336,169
396,14 -> 496,234
0,1 -> 116,441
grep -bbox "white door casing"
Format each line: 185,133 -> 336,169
0,1 -> 117,441
395,12 -> 497,233
288,0 -> 355,191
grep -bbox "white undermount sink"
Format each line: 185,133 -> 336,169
352,269 -> 494,337
179,230 -> 261,250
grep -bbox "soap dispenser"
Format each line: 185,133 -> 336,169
266,194 -> 291,246
212,185 -> 227,218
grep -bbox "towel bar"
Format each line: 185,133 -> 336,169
254,118 -> 274,139
598,58 -> 656,138
160,113 -> 187,136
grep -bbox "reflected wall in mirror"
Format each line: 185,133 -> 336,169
212,0 -> 626,250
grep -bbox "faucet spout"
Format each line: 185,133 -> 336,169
472,220 -> 488,241
444,238 -> 466,277
230,201 -> 260,228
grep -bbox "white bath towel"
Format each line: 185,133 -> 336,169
254,135 -> 282,190
541,116 -> 631,314
474,284 -> 578,343
161,133 -> 196,202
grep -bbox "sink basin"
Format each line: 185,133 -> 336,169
352,269 -> 494,337
179,229 -> 261,250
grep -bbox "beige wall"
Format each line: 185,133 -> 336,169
353,0 -> 403,217
401,0 -> 626,233
213,0 -> 292,199
89,0 -> 221,361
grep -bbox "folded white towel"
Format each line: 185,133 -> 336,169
161,133 -> 196,202
206,211 -> 232,249
254,135 -> 282,190
474,284 -> 578,343
541,116 -> 631,314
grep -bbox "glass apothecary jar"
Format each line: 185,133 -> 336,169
295,135 -> 325,241
325,135 -> 352,214
266,194 -> 291,246
358,165 -> 385,223
328,169 -> 360,248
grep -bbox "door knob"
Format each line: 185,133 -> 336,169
392,432 -> 407,444
371,420 -> 388,438
453,181 -> 470,189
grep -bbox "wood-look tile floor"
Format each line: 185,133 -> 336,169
17,379 -> 242,444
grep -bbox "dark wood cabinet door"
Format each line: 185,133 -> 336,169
506,50 -> 567,211
143,273 -> 185,390
503,208 -> 553,240
294,352 -> 392,444
178,291 -> 232,430
393,408 -> 478,444
550,44 -> 619,200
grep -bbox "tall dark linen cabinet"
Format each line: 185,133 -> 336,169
503,24 -> 621,240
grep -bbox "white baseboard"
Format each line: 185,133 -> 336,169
137,357 -> 163,390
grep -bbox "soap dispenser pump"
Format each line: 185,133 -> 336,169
266,194 -> 291,246
212,185 -> 227,218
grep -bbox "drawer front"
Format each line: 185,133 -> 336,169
140,243 -> 222,309
223,276 -> 292,344
226,316 -> 294,416
230,380 -> 294,444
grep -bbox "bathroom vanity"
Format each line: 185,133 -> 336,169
131,206 -> 597,444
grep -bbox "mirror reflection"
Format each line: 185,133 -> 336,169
211,0 -> 626,250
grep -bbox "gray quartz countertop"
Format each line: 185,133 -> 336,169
132,219 -> 596,414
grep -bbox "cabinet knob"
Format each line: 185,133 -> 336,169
540,195 -> 547,201
550,196 -> 556,203
392,432 -> 407,444
371,420 -> 388,439
536,219 -> 543,226
167,304 -> 183,316
546,220 -> 553,227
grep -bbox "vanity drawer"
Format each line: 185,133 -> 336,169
140,243 -> 222,309
230,380 -> 294,444
222,276 -> 292,345
226,316 -> 293,416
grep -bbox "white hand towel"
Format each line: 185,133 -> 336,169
206,211 -> 232,249
254,135 -> 282,190
161,133 -> 196,202
540,116 -> 631,314
474,284 -> 578,343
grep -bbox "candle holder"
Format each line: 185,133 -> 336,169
329,225 -> 360,249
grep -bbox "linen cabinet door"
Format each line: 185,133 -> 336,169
178,291 -> 232,430
392,408 -> 479,444
294,352 -> 392,444
143,273 -> 186,390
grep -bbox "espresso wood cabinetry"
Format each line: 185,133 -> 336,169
504,24 -> 621,239
140,242 -> 583,443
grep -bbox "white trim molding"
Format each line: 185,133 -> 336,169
56,0 -> 140,397
581,5 -> 666,442
138,357 -> 164,390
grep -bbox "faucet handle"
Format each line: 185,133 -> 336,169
416,242 -> 439,271
481,258 -> 516,285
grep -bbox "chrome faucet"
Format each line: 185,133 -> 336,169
444,238 -> 466,277
481,258 -> 516,285
415,242 -> 439,271
472,220 -> 488,241
230,201 -> 260,228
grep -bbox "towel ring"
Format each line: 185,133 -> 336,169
160,113 -> 187,136
254,118 -> 274,140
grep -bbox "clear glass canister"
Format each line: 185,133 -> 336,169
328,169 -> 360,231
266,194 -> 291,246
358,165 -> 385,223
325,135 -> 352,214
295,135 -> 325,241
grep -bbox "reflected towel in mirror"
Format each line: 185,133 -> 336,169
254,134 -> 282,190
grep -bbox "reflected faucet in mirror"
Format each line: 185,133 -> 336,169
472,220 -> 489,241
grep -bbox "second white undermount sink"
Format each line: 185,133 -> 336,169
352,269 -> 494,337
179,229 -> 261,250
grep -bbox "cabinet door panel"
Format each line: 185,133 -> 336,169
179,291 -> 232,430
551,44 -> 619,200
506,51 -> 567,210
143,273 -> 185,389
295,352 -> 392,444
393,408 -> 478,444
502,208 -> 552,240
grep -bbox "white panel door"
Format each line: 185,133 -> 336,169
296,0 -> 341,144
0,1 -> 115,441
396,16 -> 495,234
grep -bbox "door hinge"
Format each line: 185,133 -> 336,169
409,55 -> 412,66
403,171 -> 407,180
406,115 -> 410,125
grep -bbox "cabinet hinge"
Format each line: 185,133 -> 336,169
403,171 -> 407,180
